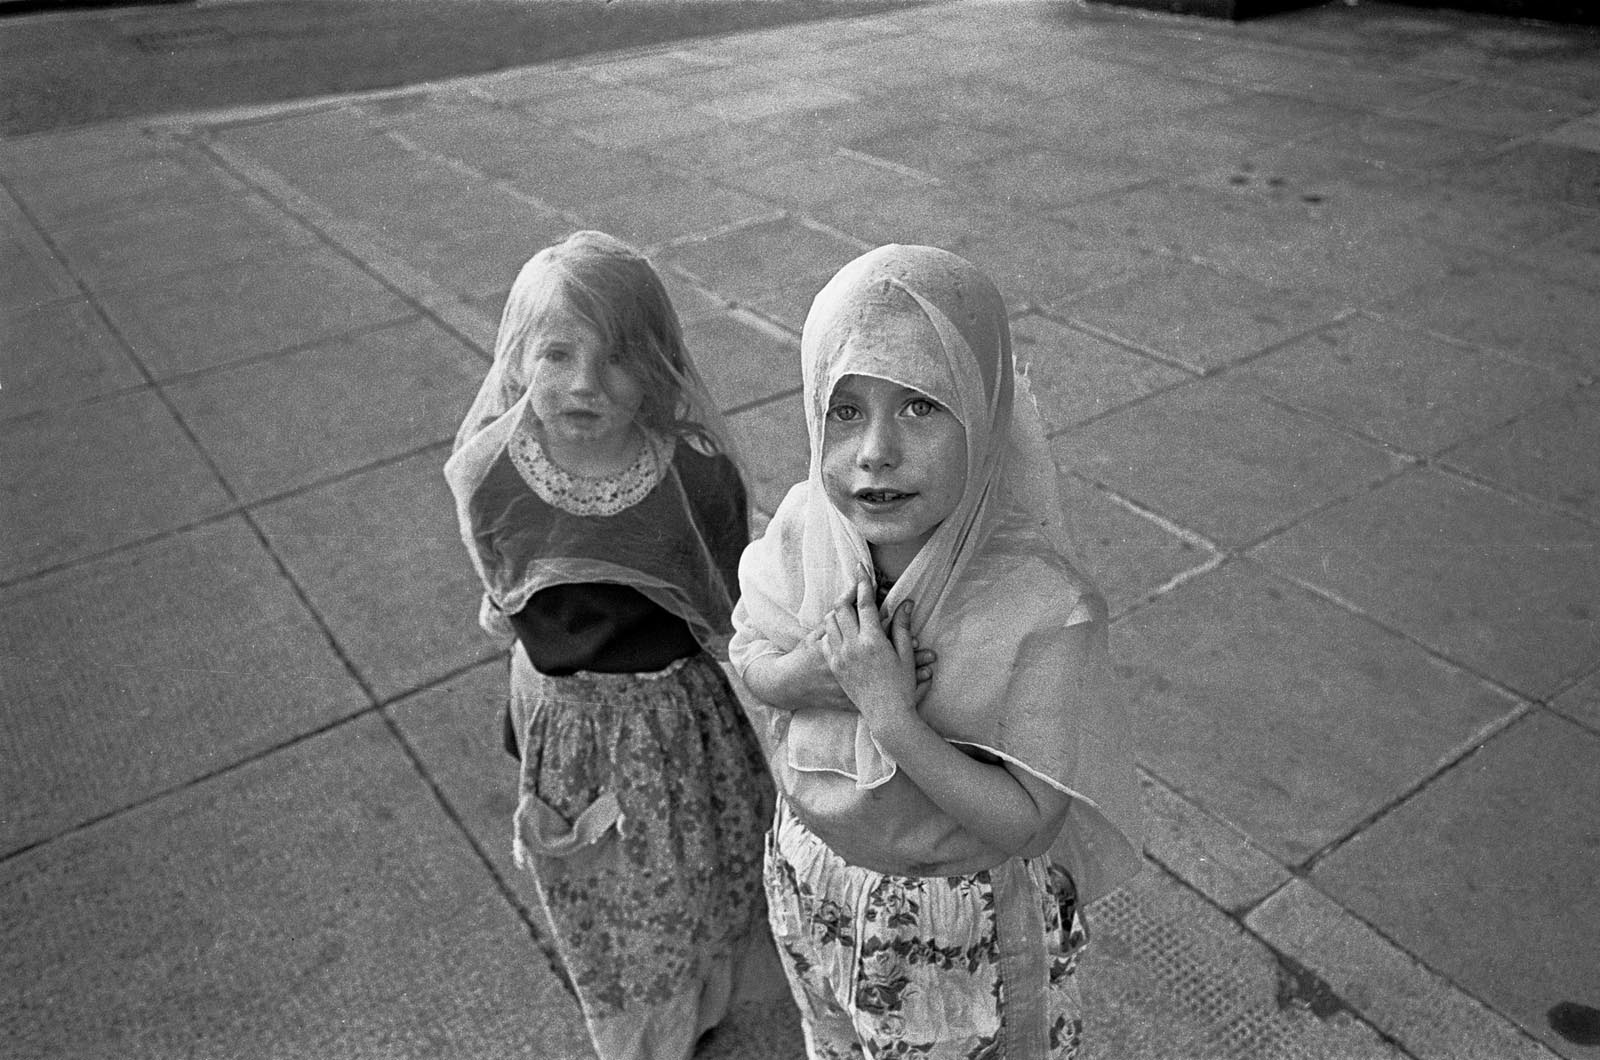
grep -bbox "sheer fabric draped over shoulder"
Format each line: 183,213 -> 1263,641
731,244 -> 1142,896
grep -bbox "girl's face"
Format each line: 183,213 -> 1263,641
822,373 -> 967,580
524,295 -> 644,465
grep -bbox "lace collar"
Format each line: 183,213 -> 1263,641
508,428 -> 672,517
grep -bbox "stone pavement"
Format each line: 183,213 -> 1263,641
3,1 -> 1599,1057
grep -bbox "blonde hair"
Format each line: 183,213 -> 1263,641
510,231 -> 719,451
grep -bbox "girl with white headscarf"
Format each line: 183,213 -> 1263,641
446,232 -> 773,1060
731,245 -> 1143,1059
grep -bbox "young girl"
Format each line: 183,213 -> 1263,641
731,245 -> 1144,1059
445,231 -> 773,1060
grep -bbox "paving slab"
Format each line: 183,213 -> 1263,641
1440,383 -> 1600,523
680,307 -> 802,414
252,449 -> 493,703
583,171 -> 774,250
1375,261 -> 1600,376
1550,668 -> 1600,733
1310,711 -> 1600,1058
1112,560 -> 1522,865
0,714 -> 564,1060
1223,315 -> 1575,457
1252,467 -> 1600,699
94,242 -> 416,380
1012,313 -> 1190,433
0,388 -> 232,581
0,297 -> 145,422
1441,138 -> 1600,210
162,316 -> 485,504
1054,472 -> 1220,619
658,216 -> 866,333
1138,772 -> 1291,913
46,192 -> 319,289
0,195 -> 78,312
1247,879 -> 1562,1060
1049,260 -> 1347,375
3,148 -> 241,231
726,391 -> 807,517
1078,867 -> 1403,1060
0,519 -> 364,855
1052,379 -> 1405,549
1510,216 -> 1600,293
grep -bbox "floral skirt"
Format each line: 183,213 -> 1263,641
765,801 -> 1088,1060
509,647 -> 774,1060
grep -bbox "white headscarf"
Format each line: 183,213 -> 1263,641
446,232 -> 747,657
732,245 -> 1142,896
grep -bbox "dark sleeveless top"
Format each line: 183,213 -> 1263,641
483,442 -> 747,756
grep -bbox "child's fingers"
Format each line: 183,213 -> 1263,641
890,600 -> 915,659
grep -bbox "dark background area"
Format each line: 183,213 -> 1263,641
0,0 -> 922,136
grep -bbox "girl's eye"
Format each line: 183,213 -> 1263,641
541,346 -> 569,363
827,404 -> 861,423
906,398 -> 939,417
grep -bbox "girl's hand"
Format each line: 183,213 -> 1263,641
820,577 -> 918,731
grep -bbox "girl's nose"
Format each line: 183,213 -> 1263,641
570,354 -> 603,395
857,417 -> 899,470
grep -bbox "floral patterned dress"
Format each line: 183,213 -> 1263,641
764,801 -> 1087,1060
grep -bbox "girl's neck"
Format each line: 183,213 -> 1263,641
869,543 -> 917,584
540,423 -> 646,478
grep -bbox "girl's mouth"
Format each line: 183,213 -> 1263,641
855,489 -> 916,506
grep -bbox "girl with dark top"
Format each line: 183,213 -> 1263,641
446,231 -> 772,1060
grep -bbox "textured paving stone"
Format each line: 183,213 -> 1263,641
0,716 -> 567,1059
1253,468 -> 1600,699
0,389 -> 232,581
810,184 -> 1009,264
253,450 -> 492,703
1012,314 -> 1189,433
1440,384 -> 1600,523
1113,561 -> 1520,865
681,308 -> 801,414
0,520 -> 363,854
1248,880 -> 1559,1060
1079,867 -> 1403,1060
659,216 -> 864,333
0,298 -> 144,422
1224,316 -> 1574,457
1312,711 -> 1600,1058
49,194 -> 317,289
164,317 -> 485,504
1053,380 -> 1404,548
1055,473 -> 1218,618
1376,262 -> 1600,376
1052,261 -> 1345,374
96,244 -> 415,379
